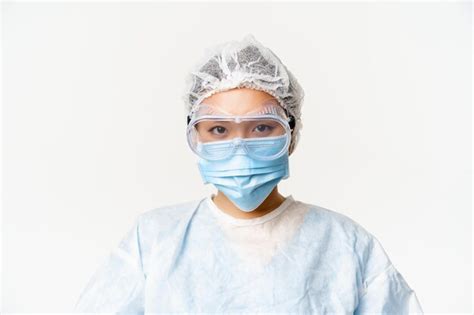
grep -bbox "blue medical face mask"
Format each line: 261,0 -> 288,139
197,135 -> 290,212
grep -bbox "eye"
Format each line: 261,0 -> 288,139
254,124 -> 274,133
209,126 -> 227,135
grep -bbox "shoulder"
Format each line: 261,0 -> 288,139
124,199 -> 205,269
295,199 -> 393,276
136,198 -> 205,232
296,199 -> 375,244
139,198 -> 203,220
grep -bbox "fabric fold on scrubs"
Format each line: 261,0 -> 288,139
73,195 -> 423,314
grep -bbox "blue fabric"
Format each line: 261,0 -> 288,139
196,134 -> 289,161
198,135 -> 290,212
74,195 -> 423,314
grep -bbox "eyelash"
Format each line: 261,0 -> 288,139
209,126 -> 227,135
208,125 -> 275,135
254,125 -> 274,132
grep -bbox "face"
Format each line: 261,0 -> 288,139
196,88 -> 286,141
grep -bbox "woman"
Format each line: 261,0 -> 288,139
74,34 -> 423,313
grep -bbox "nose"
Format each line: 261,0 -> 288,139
232,137 -> 248,155
229,125 -> 248,139
232,138 -> 243,146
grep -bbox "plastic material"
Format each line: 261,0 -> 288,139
187,103 -> 292,161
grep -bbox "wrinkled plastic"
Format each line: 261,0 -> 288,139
74,195 -> 423,313
182,34 -> 305,155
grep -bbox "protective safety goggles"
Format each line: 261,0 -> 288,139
186,103 -> 295,161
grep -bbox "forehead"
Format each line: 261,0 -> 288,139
200,87 -> 279,115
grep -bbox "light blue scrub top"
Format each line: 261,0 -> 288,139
74,195 -> 423,314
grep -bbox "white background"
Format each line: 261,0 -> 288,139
2,1 -> 472,313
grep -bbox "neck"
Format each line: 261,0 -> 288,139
212,186 -> 286,219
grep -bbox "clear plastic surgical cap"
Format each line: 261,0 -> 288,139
182,34 -> 305,155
